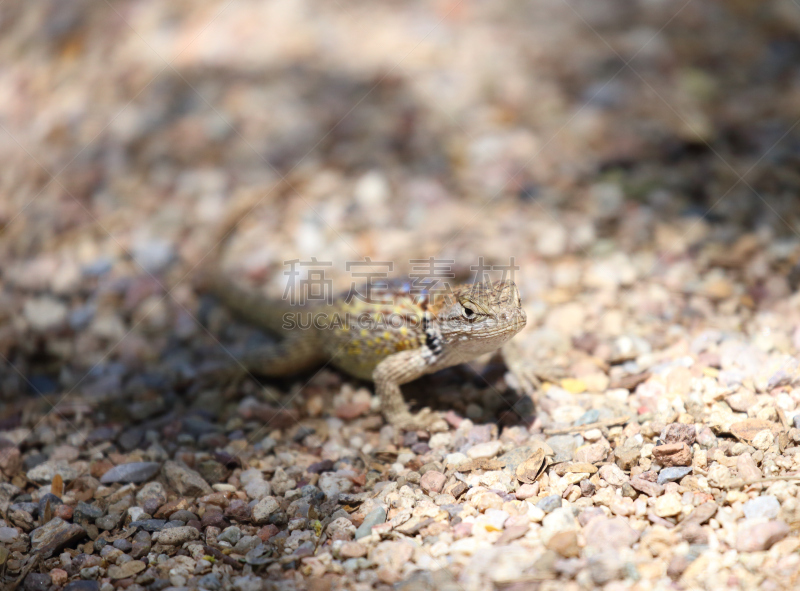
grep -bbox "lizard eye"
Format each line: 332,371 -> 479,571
462,306 -> 475,318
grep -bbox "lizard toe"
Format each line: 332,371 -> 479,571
390,407 -> 441,431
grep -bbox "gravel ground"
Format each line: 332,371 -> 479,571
3,1 -> 800,590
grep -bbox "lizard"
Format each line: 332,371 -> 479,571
194,204 -> 542,430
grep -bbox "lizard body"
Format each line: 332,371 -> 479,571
202,269 -> 534,428
196,201 -> 537,428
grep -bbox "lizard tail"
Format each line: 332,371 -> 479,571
194,188 -> 291,335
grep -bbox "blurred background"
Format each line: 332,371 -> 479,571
1,0 -> 800,407
4,4 -> 800,589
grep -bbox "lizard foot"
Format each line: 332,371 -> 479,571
506,363 -> 567,398
388,407 -> 440,431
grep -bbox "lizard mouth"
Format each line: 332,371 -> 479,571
504,306 -> 526,336
496,280 -> 526,333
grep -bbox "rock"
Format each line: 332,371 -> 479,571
652,443 -> 692,467
588,551 -> 623,585
64,581 -> 100,591
74,501 -> 104,522
38,493 -> 62,517
240,469 -> 271,499
555,461 -> 598,475
339,541 -> 368,558
467,440 -> 502,459
536,494 -> 562,514
9,506 -> 34,530
499,443 -> 553,473
536,223 -> 568,257
420,471 -> 446,495
546,435 -> 579,463
107,560 -> 146,580
55,504 -> 73,521
540,507 -> 578,545
743,496 -> 780,520
136,482 -> 167,505
307,460 -> 335,474
0,446 -> 21,475
707,464 -> 734,488
96,512 -> 123,530
584,517 -> 640,549
218,526 -> 242,546
24,297 -> 68,331
599,464 -> 628,486
546,530 -> 580,557
335,401 -> 371,420
234,535 -> 261,554
26,460 -> 81,483
112,538 -> 132,552
162,461 -> 212,496
726,392 -> 756,413
233,575 -> 267,591
681,524 -> 709,545
326,517 -> 356,540
751,429 -> 774,451
578,507 -> 605,527
252,496 -> 280,524
129,519 -> 167,531
30,518 -> 85,558
197,460 -> 229,483
258,524 -> 279,542
64,582 -> 100,591
729,419 -> 780,444
682,501 -> 719,527
654,492 -> 683,517
131,530 -> 151,558
23,573 -> 51,591
574,443 -> 607,463
49,569 -> 68,586
614,443 -> 640,470
225,500 -> 252,522
662,423 -> 696,445
355,506 -> 387,539
583,428 -> 603,442
657,466 -> 692,485
736,520 -> 790,552
515,483 -> 539,499
0,526 -> 19,543
197,574 -> 222,590
170,509 -> 199,523
667,554 -> 691,579
444,452 -> 468,467
484,508 -> 509,530
629,475 -> 664,497
100,462 -> 161,484
132,238 -> 175,273
154,525 -> 200,545
736,453 -> 762,482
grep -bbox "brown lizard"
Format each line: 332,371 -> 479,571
195,207 -> 541,429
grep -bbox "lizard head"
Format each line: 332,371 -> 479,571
434,280 -> 526,354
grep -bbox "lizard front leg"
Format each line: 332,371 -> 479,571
500,340 -> 565,397
373,348 -> 435,429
